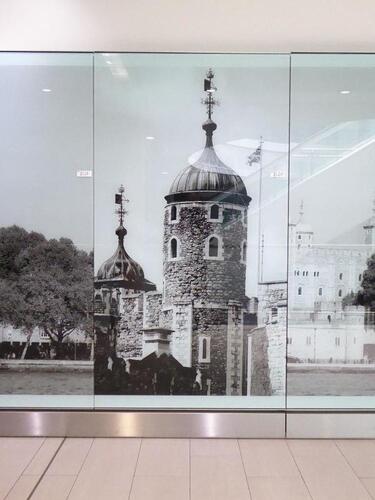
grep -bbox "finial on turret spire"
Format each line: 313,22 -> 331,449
202,68 -> 218,120
114,184 -> 129,243
201,69 -> 219,148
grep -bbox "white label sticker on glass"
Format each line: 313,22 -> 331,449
76,170 -> 93,177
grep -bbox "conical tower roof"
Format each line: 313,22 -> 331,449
165,70 -> 250,207
96,187 -> 156,291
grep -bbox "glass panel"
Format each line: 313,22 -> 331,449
288,54 -> 375,409
0,53 -> 94,408
94,53 -> 290,409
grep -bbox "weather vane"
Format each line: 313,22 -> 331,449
202,68 -> 219,120
115,184 -> 128,226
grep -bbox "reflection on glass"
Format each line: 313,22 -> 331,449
94,53 -> 289,409
288,54 -> 375,408
0,53 -> 94,408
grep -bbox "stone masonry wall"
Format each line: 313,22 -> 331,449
163,202 -> 247,307
171,302 -> 193,367
226,301 -> 244,395
143,291 -> 162,328
257,282 -> 287,395
192,306 -> 228,395
248,327 -> 272,396
117,292 -> 144,359
117,291 -> 163,361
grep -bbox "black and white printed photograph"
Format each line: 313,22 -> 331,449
93,54 -> 290,400
2,52 -> 374,408
287,54 -> 375,406
0,53 -> 94,398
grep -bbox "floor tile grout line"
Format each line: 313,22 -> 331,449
237,440 -> 252,500
66,438 -> 95,499
334,440 -> 374,498
4,437 -> 46,500
26,437 -> 66,500
334,439 -> 363,479
360,479 -> 375,500
285,440 -> 314,500
127,438 -> 143,500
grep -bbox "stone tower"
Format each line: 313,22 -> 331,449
364,196 -> 375,254
162,70 -> 251,395
95,185 -> 156,361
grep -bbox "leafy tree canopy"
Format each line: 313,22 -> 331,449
356,253 -> 375,310
0,226 -> 93,358
342,290 -> 356,308
0,225 -> 45,279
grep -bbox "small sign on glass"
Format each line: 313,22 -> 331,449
76,170 -> 93,178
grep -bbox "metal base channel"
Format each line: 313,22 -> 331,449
0,411 -> 285,438
2,410 -> 375,438
287,412 -> 375,439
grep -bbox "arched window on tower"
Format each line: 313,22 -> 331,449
208,236 -> 219,257
170,238 -> 178,259
202,338 -> 207,358
199,336 -> 211,362
210,204 -> 219,219
170,205 -> 177,222
241,241 -> 247,263
338,289 -> 342,297
298,287 -> 302,296
205,234 -> 223,260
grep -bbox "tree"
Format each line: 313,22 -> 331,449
342,291 -> 356,308
0,226 -> 45,279
357,254 -> 375,310
0,228 -> 93,359
356,253 -> 375,318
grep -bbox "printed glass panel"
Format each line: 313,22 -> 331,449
93,53 -> 290,409
0,53 -> 94,408
288,54 -> 375,409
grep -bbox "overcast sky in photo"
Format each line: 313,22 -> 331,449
1,53 -> 375,296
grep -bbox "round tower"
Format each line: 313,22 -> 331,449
162,70 -> 251,395
163,70 -> 251,309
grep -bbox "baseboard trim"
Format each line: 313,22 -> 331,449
0,410 -> 285,438
287,412 -> 375,438
2,410 -> 375,438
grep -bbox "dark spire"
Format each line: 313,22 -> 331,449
201,68 -> 219,148
114,184 -> 128,244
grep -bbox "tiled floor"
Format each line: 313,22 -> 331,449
1,438 -> 375,499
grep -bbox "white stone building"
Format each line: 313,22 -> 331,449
287,200 -> 375,363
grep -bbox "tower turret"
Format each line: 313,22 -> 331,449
364,196 -> 375,253
289,201 -> 314,251
162,70 -> 251,395
95,186 -> 156,363
96,185 -> 156,292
